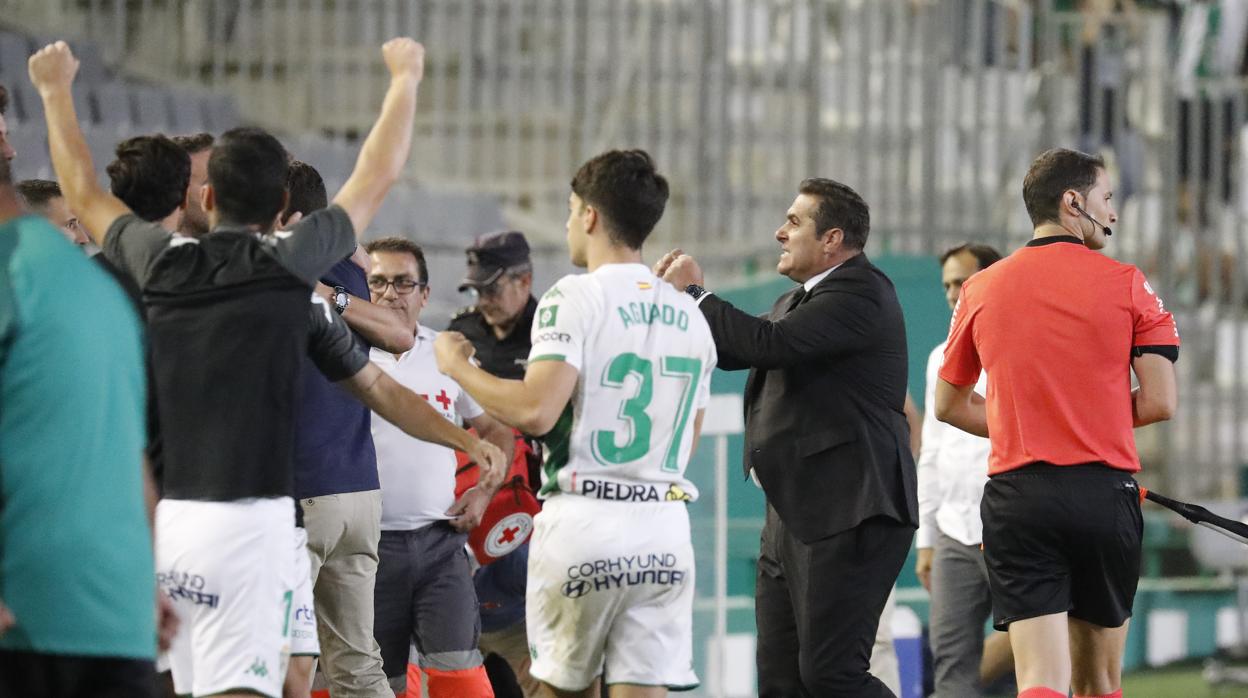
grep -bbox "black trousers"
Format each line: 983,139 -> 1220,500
0,650 -> 156,698
755,504 -> 914,698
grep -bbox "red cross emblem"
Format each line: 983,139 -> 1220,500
434,389 -> 452,411
497,525 -> 521,545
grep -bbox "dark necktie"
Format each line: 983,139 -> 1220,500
784,287 -> 807,315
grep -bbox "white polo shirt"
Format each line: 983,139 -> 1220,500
370,325 -> 484,531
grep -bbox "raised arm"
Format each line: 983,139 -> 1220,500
29,42 -> 130,243
332,38 -> 423,235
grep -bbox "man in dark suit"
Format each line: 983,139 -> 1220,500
655,178 -> 918,697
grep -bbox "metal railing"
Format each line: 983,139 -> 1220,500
3,1 -> 1247,496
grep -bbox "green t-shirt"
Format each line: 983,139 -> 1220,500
0,215 -> 153,659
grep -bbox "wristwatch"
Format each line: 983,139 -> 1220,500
333,286 -> 351,315
684,284 -> 708,301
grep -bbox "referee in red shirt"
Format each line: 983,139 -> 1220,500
934,148 -> 1179,698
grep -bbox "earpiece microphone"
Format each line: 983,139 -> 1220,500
1071,201 -> 1113,237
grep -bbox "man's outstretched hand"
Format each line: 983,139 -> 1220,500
28,41 -> 79,97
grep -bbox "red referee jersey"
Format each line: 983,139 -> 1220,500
939,236 -> 1179,476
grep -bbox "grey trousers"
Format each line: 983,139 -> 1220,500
929,529 -> 993,698
303,490 -> 392,698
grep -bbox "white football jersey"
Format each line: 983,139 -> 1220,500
528,263 -> 717,503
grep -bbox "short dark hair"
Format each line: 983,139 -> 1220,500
365,236 -> 428,285
797,178 -> 870,250
282,160 -> 327,222
208,127 -> 289,227
1022,148 -> 1105,226
939,242 -> 1003,270
570,149 -> 669,250
172,132 -> 215,155
0,155 -> 11,187
107,135 -> 192,222
15,179 -> 62,209
0,83 -> 8,116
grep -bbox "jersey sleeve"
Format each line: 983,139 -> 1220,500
102,214 -> 172,288
271,205 -> 357,285
938,284 -> 981,386
528,276 -> 594,371
1130,267 -> 1180,348
306,294 -> 370,381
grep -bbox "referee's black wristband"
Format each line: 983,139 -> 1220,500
1132,345 -> 1179,363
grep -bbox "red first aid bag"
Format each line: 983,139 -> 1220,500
455,430 -> 541,564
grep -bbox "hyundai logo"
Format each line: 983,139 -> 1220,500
562,580 -> 591,598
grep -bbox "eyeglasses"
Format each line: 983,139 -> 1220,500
367,277 -> 425,295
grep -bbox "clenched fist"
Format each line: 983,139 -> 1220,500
382,38 -> 425,82
28,41 -> 79,97
654,248 -> 705,290
434,331 -> 475,375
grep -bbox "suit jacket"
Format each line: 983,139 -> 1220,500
699,253 -> 918,543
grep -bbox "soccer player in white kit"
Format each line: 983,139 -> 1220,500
435,149 -> 717,697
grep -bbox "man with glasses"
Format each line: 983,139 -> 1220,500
363,236 -> 514,697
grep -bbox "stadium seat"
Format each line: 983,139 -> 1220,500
0,31 -> 30,79
131,83 -> 173,131
83,124 -> 120,173
92,81 -> 135,132
169,90 -> 207,132
11,80 -> 43,125
8,122 -> 50,180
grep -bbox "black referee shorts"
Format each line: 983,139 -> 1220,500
981,462 -> 1143,631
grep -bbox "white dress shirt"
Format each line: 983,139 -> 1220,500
916,341 -> 991,548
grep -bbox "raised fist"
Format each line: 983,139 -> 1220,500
382,38 -> 425,82
28,41 -> 80,96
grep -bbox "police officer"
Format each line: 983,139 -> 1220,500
448,231 -> 537,380
447,230 -> 542,698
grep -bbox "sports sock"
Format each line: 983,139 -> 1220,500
1019,688 -> 1068,698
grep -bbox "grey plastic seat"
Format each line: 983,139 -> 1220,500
7,123 -> 50,180
169,90 -> 207,132
131,83 -> 173,131
83,124 -> 122,176
0,31 -> 30,79
71,40 -> 111,85
11,81 -> 44,125
92,81 -> 135,132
